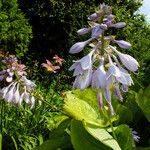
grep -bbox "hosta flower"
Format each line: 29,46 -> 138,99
107,55 -> 121,80
73,69 -> 92,89
69,38 -> 92,54
13,83 -> 20,104
69,50 -> 94,76
92,57 -> 106,89
111,22 -> 126,28
113,83 -> 123,101
131,129 -> 140,143
30,96 -> 35,109
88,13 -> 99,21
77,28 -> 90,35
110,46 -> 139,72
69,3 -> 139,115
113,40 -> 131,49
5,82 -> 17,103
97,90 -> 103,109
91,25 -> 103,38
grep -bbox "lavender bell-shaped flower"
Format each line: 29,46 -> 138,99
110,46 -> 139,72
97,90 -> 103,109
88,13 -> 100,21
107,55 -> 121,80
69,50 -> 95,76
73,69 -> 92,89
92,57 -> 106,89
77,28 -> 90,35
91,25 -> 103,38
113,40 -> 131,49
111,22 -> 126,28
113,55 -> 134,86
69,38 -> 92,54
72,50 -> 94,89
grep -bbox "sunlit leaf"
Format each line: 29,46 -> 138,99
84,122 -> 121,150
63,89 -> 117,127
71,119 -> 111,150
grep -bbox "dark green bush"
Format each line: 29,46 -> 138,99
0,0 -> 32,57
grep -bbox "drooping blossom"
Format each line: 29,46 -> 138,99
110,45 -> 139,72
69,38 -> 92,54
0,54 -> 37,108
69,3 -> 139,114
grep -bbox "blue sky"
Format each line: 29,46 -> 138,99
138,0 -> 150,22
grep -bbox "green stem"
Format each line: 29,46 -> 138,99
0,133 -> 2,150
108,116 -> 117,140
101,32 -> 105,55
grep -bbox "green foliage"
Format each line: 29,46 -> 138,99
0,0 -> 32,57
135,86 -> 150,122
0,83 -> 64,150
114,125 -> 134,150
84,122 -> 121,150
71,120 -> 112,150
34,118 -> 72,150
63,89 -> 117,127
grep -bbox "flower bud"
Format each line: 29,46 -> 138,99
111,22 -> 126,28
77,28 -> 90,35
113,40 -> 131,49
88,13 -> 99,20
69,39 -> 92,54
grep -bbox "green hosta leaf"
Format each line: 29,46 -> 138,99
136,147 -> 150,150
135,86 -> 150,122
71,119 -> 112,150
63,89 -> 117,127
114,125 -> 134,150
84,123 -> 121,150
34,119 -> 72,150
0,133 -> 2,150
112,98 -> 133,124
33,136 -> 71,150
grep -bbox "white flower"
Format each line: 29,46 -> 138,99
13,83 -> 20,104
69,38 -> 92,54
6,76 -> 13,82
30,96 -> 35,109
23,86 -> 30,104
21,76 -> 36,90
5,82 -> 17,103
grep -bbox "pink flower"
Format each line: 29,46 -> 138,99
42,60 -> 60,73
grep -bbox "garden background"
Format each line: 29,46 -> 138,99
0,0 -> 150,150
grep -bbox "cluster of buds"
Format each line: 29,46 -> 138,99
69,4 -> 139,114
0,55 -> 37,108
42,55 -> 64,73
